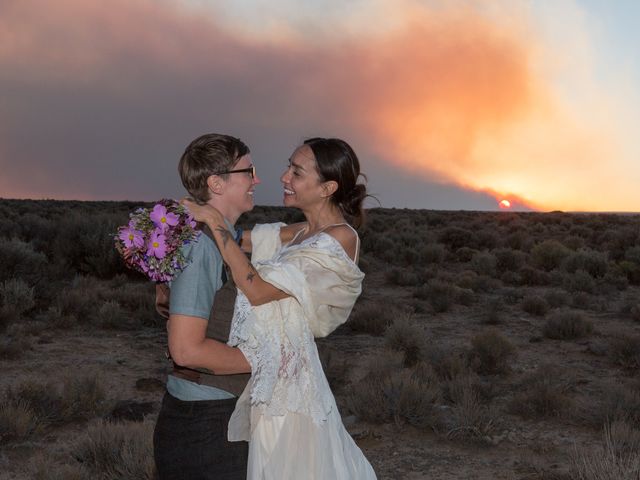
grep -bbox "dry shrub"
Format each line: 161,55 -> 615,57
74,419 -> 156,480
455,247 -> 478,263
0,238 -> 47,284
36,306 -> 77,329
384,314 -> 426,366
443,377 -> 498,443
468,329 -> 516,375
348,353 -> 441,429
414,279 -> 457,313
5,374 -> 107,426
607,420 -> 640,456
518,265 -> 551,286
510,365 -> 574,418
57,276 -> 108,320
0,336 -> 31,360
0,278 -> 35,316
422,344 -> 469,381
609,335 -> 640,370
521,295 -> 550,316
0,399 -> 42,444
481,298 -> 505,325
571,422 -> 640,480
385,267 -> 420,287
564,270 -> 596,294
28,454 -> 88,480
493,247 -> 526,273
543,311 -> 593,340
419,243 -> 447,264
318,345 -> 348,391
108,281 -> 158,327
593,383 -> 640,429
620,293 -> 640,322
349,300 -> 402,336
470,252 -> 498,277
545,289 -> 568,308
96,300 -> 131,329
442,372 -> 494,406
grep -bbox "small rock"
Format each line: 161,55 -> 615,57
349,429 -> 370,440
342,415 -> 358,427
586,342 -> 607,356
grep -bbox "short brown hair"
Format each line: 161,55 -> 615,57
178,133 -> 250,203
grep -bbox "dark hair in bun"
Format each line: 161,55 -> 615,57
303,137 -> 368,228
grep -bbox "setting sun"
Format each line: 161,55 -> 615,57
499,199 -> 511,209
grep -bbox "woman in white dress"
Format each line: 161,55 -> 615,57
183,137 -> 376,479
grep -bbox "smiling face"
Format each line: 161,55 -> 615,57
280,145 -> 330,210
218,153 -> 261,220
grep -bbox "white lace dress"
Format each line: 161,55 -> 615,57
227,223 -> 377,479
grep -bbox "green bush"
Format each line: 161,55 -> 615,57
531,240 -> 571,271
562,249 -> 608,278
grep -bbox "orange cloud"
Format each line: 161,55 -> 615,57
1,0 -> 637,210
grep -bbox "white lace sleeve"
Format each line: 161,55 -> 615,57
229,289 -> 334,425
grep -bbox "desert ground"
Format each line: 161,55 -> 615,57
1,199 -> 639,479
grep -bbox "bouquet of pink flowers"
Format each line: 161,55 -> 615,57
115,199 -> 200,282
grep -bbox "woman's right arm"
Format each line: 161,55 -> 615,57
239,222 -> 306,254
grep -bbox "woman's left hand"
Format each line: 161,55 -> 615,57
181,198 -> 224,225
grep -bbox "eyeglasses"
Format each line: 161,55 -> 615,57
218,166 -> 256,179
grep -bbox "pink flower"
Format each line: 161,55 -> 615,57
119,226 -> 145,249
150,204 -> 179,232
147,230 -> 167,259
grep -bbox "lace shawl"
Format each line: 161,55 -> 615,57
227,223 -> 364,437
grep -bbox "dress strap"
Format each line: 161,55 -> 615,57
318,223 -> 360,264
287,225 -> 307,246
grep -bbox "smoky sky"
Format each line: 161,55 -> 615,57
2,0 -> 633,211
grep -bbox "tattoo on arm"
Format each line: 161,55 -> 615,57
246,262 -> 256,283
214,226 -> 231,247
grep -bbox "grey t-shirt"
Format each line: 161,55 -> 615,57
167,227 -> 235,401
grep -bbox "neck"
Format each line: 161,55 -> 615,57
301,202 -> 345,232
208,198 -> 238,226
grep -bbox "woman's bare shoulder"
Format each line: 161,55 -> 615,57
323,224 -> 358,261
